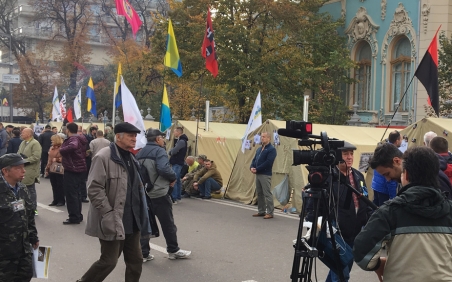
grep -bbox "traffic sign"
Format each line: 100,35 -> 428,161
2,74 -> 20,84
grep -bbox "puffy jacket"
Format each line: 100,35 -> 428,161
60,134 -> 87,173
85,143 -> 151,241
194,161 -> 223,186
354,184 -> 452,281
250,143 -> 277,176
169,134 -> 188,165
17,138 -> 42,186
0,179 -> 38,259
136,142 -> 176,199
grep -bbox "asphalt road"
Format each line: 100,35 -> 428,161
30,178 -> 377,282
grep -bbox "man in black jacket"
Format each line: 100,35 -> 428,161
38,125 -> 54,176
168,127 -> 188,203
306,141 -> 371,282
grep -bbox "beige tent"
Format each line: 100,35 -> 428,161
399,117 -> 452,148
164,120 -> 247,183
226,120 -> 391,212
49,120 -> 160,133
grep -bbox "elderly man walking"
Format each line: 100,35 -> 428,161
17,128 -> 42,214
77,122 -> 151,282
250,132 -> 277,219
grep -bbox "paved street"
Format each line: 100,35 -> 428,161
31,178 -> 376,282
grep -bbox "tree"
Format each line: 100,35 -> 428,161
30,0 -> 94,97
438,31 -> 452,116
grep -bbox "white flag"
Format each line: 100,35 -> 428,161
59,94 -> 67,119
74,87 -> 82,120
241,92 -> 262,153
121,76 -> 146,149
51,86 -> 60,121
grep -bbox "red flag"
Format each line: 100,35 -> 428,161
115,0 -> 142,36
66,107 -> 74,123
415,26 -> 441,116
201,8 -> 218,77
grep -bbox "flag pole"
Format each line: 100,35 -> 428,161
194,73 -> 204,156
112,82 -> 117,127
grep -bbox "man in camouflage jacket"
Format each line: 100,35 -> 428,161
0,153 -> 39,281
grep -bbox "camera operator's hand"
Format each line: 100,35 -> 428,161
375,257 -> 386,282
250,168 -> 257,174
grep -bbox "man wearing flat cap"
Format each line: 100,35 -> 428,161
0,153 -> 39,281
306,141 -> 371,282
137,128 -> 191,261
78,122 -> 151,282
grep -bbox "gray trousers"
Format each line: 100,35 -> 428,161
26,184 -> 36,211
256,174 -> 274,215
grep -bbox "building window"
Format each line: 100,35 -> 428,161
353,42 -> 372,110
390,36 -> 411,111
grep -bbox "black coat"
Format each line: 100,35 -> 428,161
306,167 -> 371,245
7,137 -> 22,154
38,130 -> 54,153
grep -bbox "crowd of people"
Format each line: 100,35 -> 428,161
3,120 -> 452,281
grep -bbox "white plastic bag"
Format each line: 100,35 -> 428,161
272,175 -> 289,205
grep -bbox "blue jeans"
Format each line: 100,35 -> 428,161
171,164 -> 183,201
325,241 -> 354,282
198,178 -> 221,197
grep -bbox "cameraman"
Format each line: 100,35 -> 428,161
306,141 -> 371,282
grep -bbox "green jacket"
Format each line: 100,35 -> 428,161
17,139 -> 42,185
0,179 -> 38,259
194,161 -> 223,187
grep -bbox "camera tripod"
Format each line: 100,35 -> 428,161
290,166 -> 378,282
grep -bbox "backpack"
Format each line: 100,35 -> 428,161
137,151 -> 158,193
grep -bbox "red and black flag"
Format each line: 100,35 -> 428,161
201,7 -> 218,77
415,26 -> 441,116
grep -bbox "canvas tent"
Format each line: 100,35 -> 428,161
399,117 -> 452,149
225,120 -> 390,212
165,120 -> 247,183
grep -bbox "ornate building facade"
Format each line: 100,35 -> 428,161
322,0 -> 449,125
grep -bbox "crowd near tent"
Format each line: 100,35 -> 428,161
165,120 -> 247,183
226,120 -> 391,212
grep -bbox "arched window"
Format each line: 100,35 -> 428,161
390,37 -> 412,111
354,42 -> 372,110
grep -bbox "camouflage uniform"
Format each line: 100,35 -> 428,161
0,178 -> 39,282
183,164 -> 203,195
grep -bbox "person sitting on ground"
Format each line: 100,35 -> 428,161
182,156 -> 203,198
193,159 -> 223,199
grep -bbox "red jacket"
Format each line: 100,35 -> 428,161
60,134 -> 88,173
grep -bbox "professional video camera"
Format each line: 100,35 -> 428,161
278,121 -> 376,282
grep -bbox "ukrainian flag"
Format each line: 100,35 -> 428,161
160,84 -> 172,132
164,19 -> 182,77
115,63 -> 122,108
86,77 -> 97,117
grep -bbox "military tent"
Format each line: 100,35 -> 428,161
399,117 -> 452,148
225,120 -> 390,212
165,120 -> 247,183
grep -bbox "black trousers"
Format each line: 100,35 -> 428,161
40,152 -> 48,175
49,173 -> 65,204
140,194 -> 179,254
64,170 -> 84,222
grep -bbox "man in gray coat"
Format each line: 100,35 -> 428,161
137,128 -> 191,262
77,122 -> 151,282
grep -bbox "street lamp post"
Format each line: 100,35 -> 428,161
103,110 -> 108,131
0,33 -> 13,123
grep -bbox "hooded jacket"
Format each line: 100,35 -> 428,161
60,134 -> 87,173
354,184 -> 452,281
194,161 -> 223,186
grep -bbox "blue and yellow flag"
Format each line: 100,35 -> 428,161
160,84 -> 172,132
86,77 -> 97,117
164,19 -> 182,77
115,63 -> 122,108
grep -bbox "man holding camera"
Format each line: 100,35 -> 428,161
354,146 -> 452,282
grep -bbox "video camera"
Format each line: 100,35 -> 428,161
277,121 -> 345,167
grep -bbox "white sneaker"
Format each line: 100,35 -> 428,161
143,254 -> 154,263
168,249 -> 191,260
